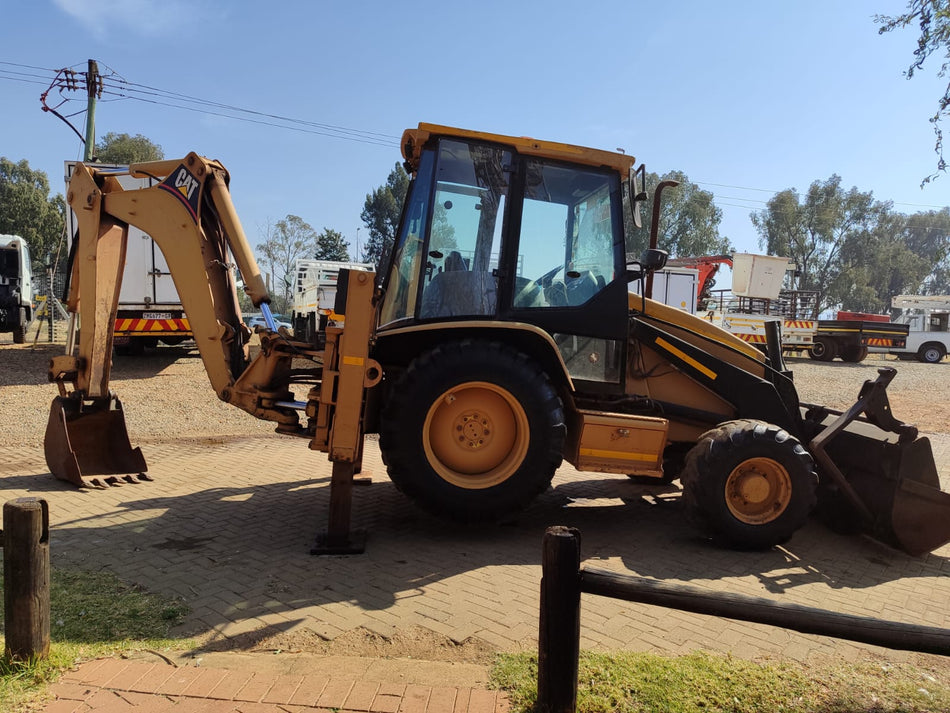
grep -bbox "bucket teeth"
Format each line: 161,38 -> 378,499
44,395 -> 150,488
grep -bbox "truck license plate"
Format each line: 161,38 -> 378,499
143,312 -> 172,320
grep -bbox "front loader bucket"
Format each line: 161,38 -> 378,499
44,395 -> 148,488
817,429 -> 950,556
808,368 -> 950,556
889,437 -> 950,556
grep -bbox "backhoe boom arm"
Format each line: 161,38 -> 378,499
57,154 -> 269,402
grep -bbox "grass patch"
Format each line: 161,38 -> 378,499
492,650 -> 950,713
0,567 -> 193,712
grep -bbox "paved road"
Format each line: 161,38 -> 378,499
3,432 -> 950,669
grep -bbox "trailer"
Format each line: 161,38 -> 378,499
65,162 -> 192,355
811,311 -> 909,363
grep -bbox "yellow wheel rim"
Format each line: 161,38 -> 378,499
724,457 -> 792,525
423,381 -> 530,489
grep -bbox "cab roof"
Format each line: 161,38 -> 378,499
401,123 -> 636,175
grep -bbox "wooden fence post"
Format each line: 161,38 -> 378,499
3,498 -> 50,661
538,526 -> 581,713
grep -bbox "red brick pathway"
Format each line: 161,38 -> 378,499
43,658 -> 510,712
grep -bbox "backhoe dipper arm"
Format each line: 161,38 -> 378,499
52,154 -> 284,418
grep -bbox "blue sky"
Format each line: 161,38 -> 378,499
1,0 -> 947,262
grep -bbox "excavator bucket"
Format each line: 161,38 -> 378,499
809,369 -> 950,556
44,395 -> 149,488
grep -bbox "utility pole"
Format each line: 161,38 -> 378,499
83,59 -> 100,161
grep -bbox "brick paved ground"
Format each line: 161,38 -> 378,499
44,658 -> 510,712
2,431 -> 949,711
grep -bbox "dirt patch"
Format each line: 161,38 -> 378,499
195,625 -> 496,665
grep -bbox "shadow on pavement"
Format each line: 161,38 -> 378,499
4,444 -> 947,658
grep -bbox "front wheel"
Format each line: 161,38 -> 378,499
808,336 -> 837,362
681,419 -> 817,550
380,340 -> 566,523
11,307 -> 26,344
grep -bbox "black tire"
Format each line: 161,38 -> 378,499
840,344 -> 868,363
681,419 -> 818,550
808,336 -> 837,362
11,307 -> 26,344
379,340 -> 565,523
917,343 -> 945,364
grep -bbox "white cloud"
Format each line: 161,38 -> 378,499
52,0 -> 215,39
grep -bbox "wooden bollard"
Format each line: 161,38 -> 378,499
3,498 -> 50,660
537,526 -> 581,713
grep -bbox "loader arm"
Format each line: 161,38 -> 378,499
46,155 -> 381,494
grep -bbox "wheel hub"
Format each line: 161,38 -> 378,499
735,471 -> 770,504
456,410 -> 493,450
725,457 -> 792,525
423,382 -> 529,489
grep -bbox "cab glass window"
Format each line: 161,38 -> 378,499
512,161 -> 617,309
419,140 -> 511,319
378,151 -> 436,325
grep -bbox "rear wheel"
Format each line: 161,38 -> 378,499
840,343 -> 868,363
918,343 -> 946,364
681,419 -> 818,550
380,340 -> 565,523
11,307 -> 26,344
808,336 -> 837,362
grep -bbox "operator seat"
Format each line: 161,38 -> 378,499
565,271 -> 599,305
444,250 -> 466,272
420,250 -> 496,318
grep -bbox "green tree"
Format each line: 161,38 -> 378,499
751,175 -> 880,315
95,133 -> 164,164
361,162 -> 409,268
0,158 -> 66,266
904,207 -> 950,292
626,170 -> 732,261
876,0 -> 950,183
836,205 -> 931,312
256,215 -> 318,312
315,227 -> 351,261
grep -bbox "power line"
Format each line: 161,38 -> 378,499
3,59 -> 401,151
101,75 -> 400,143
98,90 -> 398,147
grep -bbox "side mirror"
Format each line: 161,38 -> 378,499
640,248 -> 668,272
625,262 -> 645,282
629,164 -> 647,229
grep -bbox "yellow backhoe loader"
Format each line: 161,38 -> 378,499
45,124 -> 950,556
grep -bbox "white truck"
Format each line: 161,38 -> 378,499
0,234 -> 34,343
65,162 -> 192,355
630,266 -> 699,313
889,295 -> 950,363
702,253 -> 818,354
291,258 -> 373,344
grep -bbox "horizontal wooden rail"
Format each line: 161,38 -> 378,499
537,525 -> 950,713
581,567 -> 950,656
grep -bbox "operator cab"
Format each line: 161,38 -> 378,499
378,125 -> 634,387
